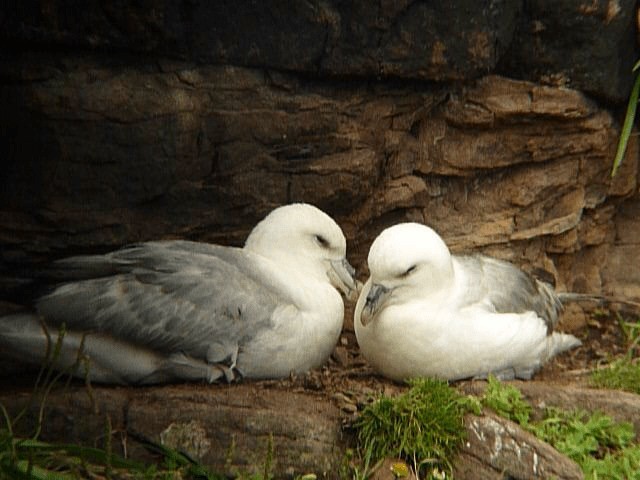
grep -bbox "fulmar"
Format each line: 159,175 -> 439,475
354,222 -> 581,382
1,203 -> 356,384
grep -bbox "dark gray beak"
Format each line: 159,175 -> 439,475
360,283 -> 391,326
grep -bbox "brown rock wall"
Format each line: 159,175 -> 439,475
1,59 -> 638,306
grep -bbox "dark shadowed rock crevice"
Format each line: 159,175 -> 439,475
2,1 -> 636,101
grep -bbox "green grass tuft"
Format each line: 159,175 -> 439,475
0,427 -> 225,479
590,313 -> 640,395
354,378 -> 480,478
591,358 -> 640,395
611,59 -> 640,178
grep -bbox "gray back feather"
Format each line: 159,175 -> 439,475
455,255 -> 562,332
36,241 -> 283,357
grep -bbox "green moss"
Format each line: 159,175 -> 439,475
354,378 -> 480,478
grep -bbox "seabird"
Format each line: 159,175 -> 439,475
354,222 -> 581,382
0,203 -> 356,384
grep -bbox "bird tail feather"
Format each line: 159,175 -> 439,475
0,313 -> 122,381
0,313 -> 226,385
0,313 -> 56,365
548,332 -> 582,358
557,293 -> 640,311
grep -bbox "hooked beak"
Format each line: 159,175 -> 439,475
360,283 -> 391,326
328,258 -> 358,300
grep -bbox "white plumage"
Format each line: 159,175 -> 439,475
354,222 -> 581,382
0,203 -> 356,384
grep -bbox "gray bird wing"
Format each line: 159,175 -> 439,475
35,241 -> 287,360
454,255 -> 562,332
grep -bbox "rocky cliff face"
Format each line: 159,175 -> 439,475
2,2 -> 640,478
1,1 -> 638,303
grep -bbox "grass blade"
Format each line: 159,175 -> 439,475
611,69 -> 640,177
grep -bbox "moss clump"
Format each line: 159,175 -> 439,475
354,378 -> 480,478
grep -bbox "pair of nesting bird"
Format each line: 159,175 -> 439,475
0,203 -> 580,385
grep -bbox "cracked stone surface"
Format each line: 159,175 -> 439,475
456,413 -> 583,479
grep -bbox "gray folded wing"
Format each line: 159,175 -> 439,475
455,255 -> 562,332
35,241 -> 285,360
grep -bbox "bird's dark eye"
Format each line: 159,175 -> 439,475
400,265 -> 417,277
315,235 -> 330,248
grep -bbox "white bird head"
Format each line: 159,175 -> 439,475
358,222 -> 454,326
244,203 -> 356,297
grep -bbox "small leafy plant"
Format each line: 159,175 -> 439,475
528,408 -> 634,461
482,377 -> 640,479
530,408 -> 640,479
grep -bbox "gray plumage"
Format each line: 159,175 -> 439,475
454,255 -> 562,333
38,242 -> 281,360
